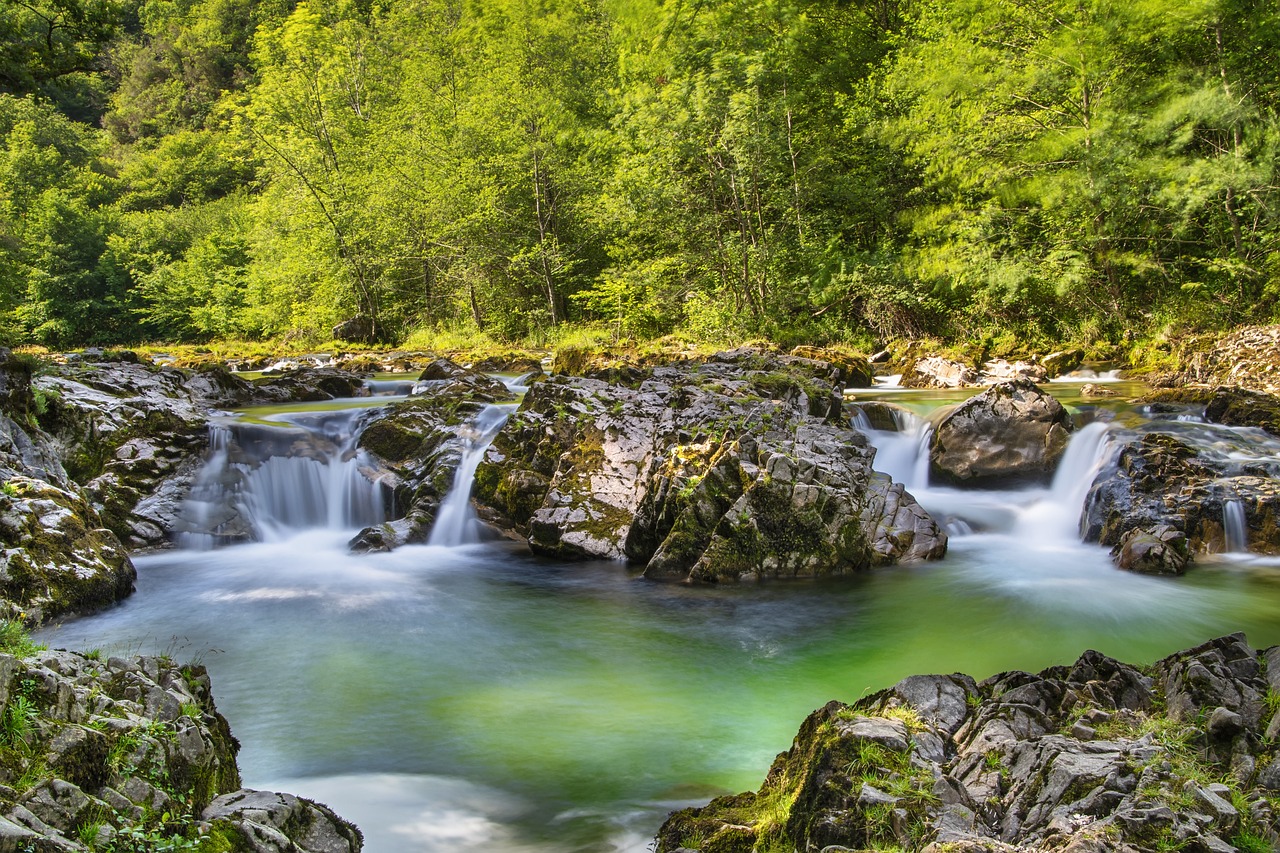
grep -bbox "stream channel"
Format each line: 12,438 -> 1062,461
38,372 -> 1280,852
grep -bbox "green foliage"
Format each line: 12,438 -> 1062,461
0,695 -> 39,749
0,620 -> 44,657
0,0 -> 1276,349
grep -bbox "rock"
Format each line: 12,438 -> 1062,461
413,359 -> 512,401
982,359 -> 1048,384
1113,525 -> 1188,575
901,356 -> 980,389
348,359 -> 517,551
1203,386 -> 1280,437
1081,383 -> 1117,398
1207,707 -> 1244,740
1082,430 -> 1280,568
790,346 -> 873,388
1160,324 -> 1280,396
655,636 -> 1277,853
202,790 -> 363,853
332,315 -> 377,344
929,379 -> 1074,487
250,368 -> 367,403
1040,349 -> 1085,377
0,477 -> 136,624
474,355 -> 946,578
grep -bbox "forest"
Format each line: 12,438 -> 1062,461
1,0 -> 1277,351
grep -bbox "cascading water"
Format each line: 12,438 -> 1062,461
859,410 -> 1116,543
1014,421 -> 1116,541
861,408 -> 932,492
1223,499 -> 1249,553
428,404 -> 516,547
174,407 -> 389,546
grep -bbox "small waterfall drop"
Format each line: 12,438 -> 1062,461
1015,422 -> 1115,541
428,404 -> 516,547
175,408 -> 388,546
863,409 -> 932,492
1223,499 -> 1249,553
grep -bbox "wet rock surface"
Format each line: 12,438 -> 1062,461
349,360 -> 517,552
929,379 -> 1074,487
0,643 -> 360,853
656,634 -> 1280,853
29,358 -> 375,550
474,350 -> 946,579
1082,427 -> 1280,570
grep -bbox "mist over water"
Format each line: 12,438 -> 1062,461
39,382 -> 1280,852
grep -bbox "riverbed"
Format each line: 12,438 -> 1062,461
38,377 -> 1280,852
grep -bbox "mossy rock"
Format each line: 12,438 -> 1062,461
1204,386 -> 1280,437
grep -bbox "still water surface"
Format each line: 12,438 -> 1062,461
38,380 -> 1280,852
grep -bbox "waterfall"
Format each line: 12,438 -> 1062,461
174,408 -> 388,546
1015,422 -> 1116,542
175,425 -> 234,551
864,410 -> 932,491
1223,499 -> 1249,553
428,404 -> 516,547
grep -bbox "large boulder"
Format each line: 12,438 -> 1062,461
1040,349 -> 1085,377
982,358 -> 1049,384
475,355 -> 946,579
929,379 -> 1074,487
1082,428 -> 1280,570
656,635 -> 1279,853
0,477 -> 135,624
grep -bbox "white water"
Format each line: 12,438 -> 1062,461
175,407 -> 387,546
861,415 -> 1116,545
1223,499 -> 1249,553
428,405 -> 517,547
861,409 -> 933,492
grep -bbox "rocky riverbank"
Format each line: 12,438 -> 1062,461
0,627 -> 360,851
657,633 -> 1280,853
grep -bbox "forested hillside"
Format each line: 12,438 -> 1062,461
1,0 -> 1276,349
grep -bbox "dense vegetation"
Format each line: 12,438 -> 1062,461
1,0 -> 1277,350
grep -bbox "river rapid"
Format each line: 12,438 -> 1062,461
38,373 -> 1280,852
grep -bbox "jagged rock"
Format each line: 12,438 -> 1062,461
982,358 -> 1049,384
790,346 -> 873,388
1082,429 -> 1280,567
1160,324 -> 1280,395
1041,349 -> 1085,377
475,356 -> 945,578
202,790 -> 363,853
413,359 -> 512,401
656,636 -> 1277,853
250,368 -> 366,403
929,379 -> 1074,487
901,356 -> 980,389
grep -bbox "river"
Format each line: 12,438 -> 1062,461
38,373 -> 1280,852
